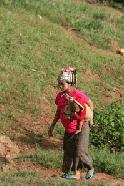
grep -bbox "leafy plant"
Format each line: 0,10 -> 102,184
91,100 -> 124,151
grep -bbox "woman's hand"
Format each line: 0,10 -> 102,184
48,108 -> 60,137
63,93 -> 74,102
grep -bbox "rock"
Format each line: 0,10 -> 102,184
0,135 -> 20,162
116,48 -> 124,56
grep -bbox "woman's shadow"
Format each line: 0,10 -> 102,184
16,127 -> 63,150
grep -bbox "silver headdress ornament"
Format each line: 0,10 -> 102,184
58,67 -> 77,85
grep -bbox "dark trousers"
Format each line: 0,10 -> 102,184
62,123 -> 93,173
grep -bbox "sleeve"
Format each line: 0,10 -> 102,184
74,104 -> 86,121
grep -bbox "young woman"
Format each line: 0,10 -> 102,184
48,68 -> 95,180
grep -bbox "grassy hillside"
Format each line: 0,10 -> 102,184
0,1 -> 124,111
1,0 -> 124,51
0,5 -> 124,131
0,0 -> 124,185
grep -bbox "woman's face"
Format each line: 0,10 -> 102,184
59,81 -> 70,92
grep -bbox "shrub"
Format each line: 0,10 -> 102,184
91,100 -> 124,152
96,0 -> 124,8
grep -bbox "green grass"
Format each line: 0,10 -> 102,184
28,148 -> 62,168
92,147 -> 124,178
0,0 -> 124,51
0,6 -> 123,119
0,0 -> 124,185
0,172 -> 56,186
0,172 -> 110,186
17,146 -> 124,178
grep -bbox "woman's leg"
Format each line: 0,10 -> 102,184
62,132 -> 76,174
76,123 -> 94,172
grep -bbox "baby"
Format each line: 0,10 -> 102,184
64,94 -> 93,133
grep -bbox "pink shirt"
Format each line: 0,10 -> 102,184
55,87 -> 89,133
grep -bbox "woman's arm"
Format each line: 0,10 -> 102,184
48,107 -> 60,137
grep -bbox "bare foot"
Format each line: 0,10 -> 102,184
75,170 -> 81,180
87,168 -> 94,174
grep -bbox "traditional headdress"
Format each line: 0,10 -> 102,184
58,67 -> 77,85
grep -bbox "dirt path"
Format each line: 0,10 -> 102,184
67,0 -> 124,60
2,160 -> 124,186
73,0 -> 124,14
66,28 -> 124,61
